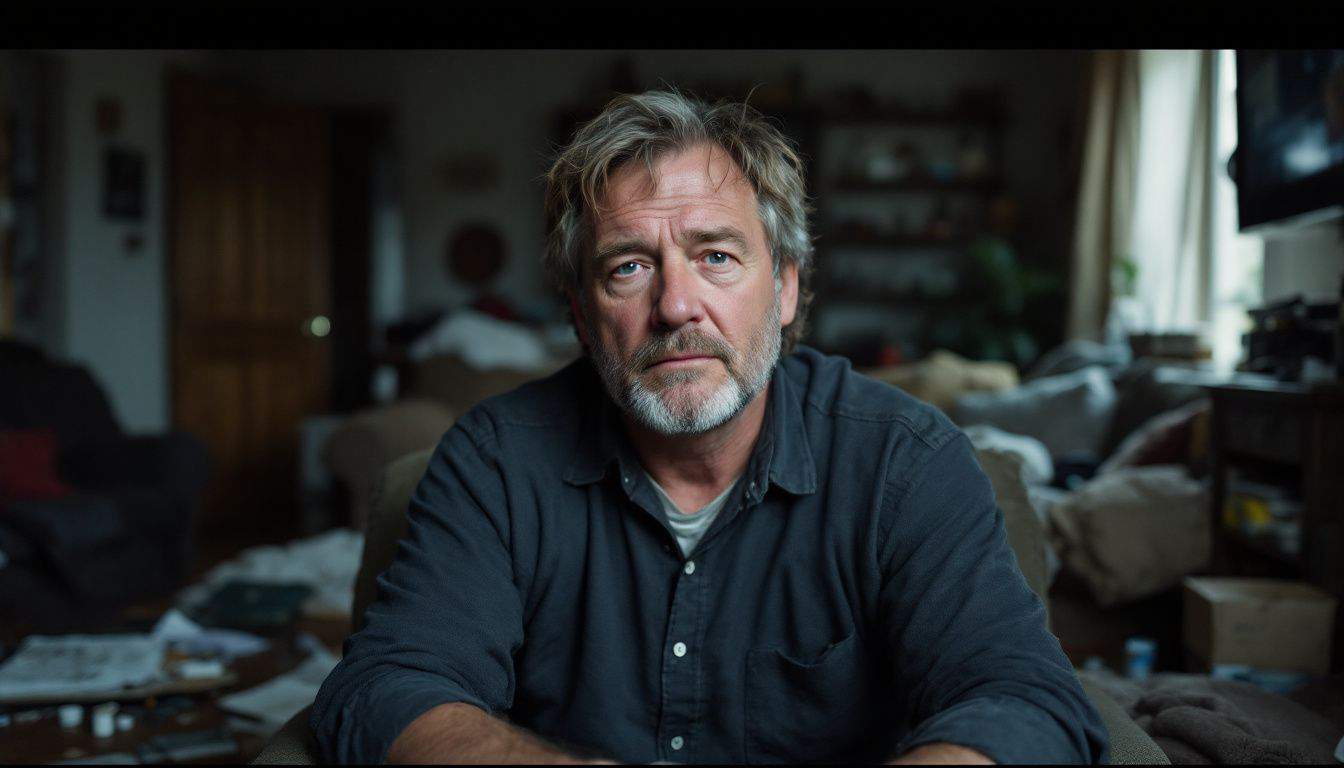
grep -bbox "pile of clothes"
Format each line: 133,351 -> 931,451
867,340 -> 1214,608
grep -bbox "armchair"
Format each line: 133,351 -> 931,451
0,341 -> 210,634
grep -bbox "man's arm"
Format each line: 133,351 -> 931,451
310,415 -> 600,763
888,742 -> 994,764
876,432 -> 1108,764
387,702 -> 609,764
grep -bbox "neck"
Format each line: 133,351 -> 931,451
621,383 -> 770,510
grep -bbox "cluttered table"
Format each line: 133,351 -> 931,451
0,596 -> 350,764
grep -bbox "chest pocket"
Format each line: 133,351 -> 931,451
744,631 -> 880,763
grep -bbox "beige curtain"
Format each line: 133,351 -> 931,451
1068,50 -> 1218,342
1067,50 -> 1140,342
1134,49 -> 1216,331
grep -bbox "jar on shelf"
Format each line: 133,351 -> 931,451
864,140 -> 901,182
958,132 -> 990,180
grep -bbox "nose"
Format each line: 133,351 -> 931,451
651,258 -> 704,332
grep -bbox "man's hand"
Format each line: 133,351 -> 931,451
888,742 -> 995,764
387,702 -> 612,764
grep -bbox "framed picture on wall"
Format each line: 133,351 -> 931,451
103,147 -> 145,221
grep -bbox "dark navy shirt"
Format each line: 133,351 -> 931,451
311,346 -> 1108,764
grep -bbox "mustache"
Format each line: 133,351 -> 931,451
628,329 -> 734,373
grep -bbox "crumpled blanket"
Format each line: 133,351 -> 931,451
1080,670 -> 1342,764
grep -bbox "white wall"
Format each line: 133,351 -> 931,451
52,52 -> 171,432
1261,219 -> 1344,303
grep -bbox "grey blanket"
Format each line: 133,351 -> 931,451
1080,670 -> 1341,764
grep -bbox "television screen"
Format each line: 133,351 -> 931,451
1235,50 -> 1344,231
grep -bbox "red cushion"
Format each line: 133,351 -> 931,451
0,428 -> 73,502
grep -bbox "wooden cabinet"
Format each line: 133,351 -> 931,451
1208,382 -> 1344,671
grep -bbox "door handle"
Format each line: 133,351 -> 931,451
304,315 -> 331,338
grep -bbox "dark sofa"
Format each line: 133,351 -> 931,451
0,340 -> 211,634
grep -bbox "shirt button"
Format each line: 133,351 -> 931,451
683,561 -> 696,575
672,642 -> 687,657
670,736 -> 684,751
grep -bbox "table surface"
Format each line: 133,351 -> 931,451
0,610 -> 349,765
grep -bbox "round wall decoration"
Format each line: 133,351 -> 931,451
446,222 -> 507,287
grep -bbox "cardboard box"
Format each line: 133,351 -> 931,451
1183,577 -> 1338,675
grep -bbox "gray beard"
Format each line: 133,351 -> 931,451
587,290 -> 782,436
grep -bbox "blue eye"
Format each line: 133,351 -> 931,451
705,251 -> 731,266
612,261 -> 641,277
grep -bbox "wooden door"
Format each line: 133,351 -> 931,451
169,73 -> 331,543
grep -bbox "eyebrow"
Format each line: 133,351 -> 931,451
592,226 -> 751,264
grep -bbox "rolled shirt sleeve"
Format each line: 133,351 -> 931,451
310,413 -> 525,764
877,433 -> 1109,763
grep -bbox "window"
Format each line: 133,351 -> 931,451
1210,49 -> 1264,372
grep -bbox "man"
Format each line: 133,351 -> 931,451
312,90 -> 1108,764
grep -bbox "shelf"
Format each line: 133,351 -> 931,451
817,107 -> 1005,128
1221,448 -> 1304,472
820,234 -> 970,250
819,290 -> 966,308
1220,528 -> 1303,571
827,177 -> 1003,194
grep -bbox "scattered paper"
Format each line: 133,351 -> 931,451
176,659 -> 225,680
152,609 -> 269,660
216,636 -> 338,737
151,608 -> 203,643
176,529 -> 364,618
0,635 -> 163,700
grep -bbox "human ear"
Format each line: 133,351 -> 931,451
777,261 -> 799,327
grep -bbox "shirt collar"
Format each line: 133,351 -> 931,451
563,357 -> 818,498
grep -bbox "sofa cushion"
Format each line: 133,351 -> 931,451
1098,399 -> 1210,476
863,349 -> 1018,413
954,365 -> 1118,461
973,448 -> 1050,618
353,449 -> 433,632
1103,361 -> 1207,458
1,494 -> 127,557
0,428 -> 72,502
323,399 -> 455,531
1025,339 -> 1132,382
964,424 -> 1054,486
405,353 -> 560,418
1048,466 -> 1209,608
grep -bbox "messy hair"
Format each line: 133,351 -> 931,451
543,88 -> 815,353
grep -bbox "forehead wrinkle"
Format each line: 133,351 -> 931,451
604,195 -> 746,223
605,146 -> 755,212
596,202 -> 754,253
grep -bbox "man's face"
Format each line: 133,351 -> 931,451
572,142 -> 799,436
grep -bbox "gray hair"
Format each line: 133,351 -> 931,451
543,89 -> 815,353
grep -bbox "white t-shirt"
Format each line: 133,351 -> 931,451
643,471 -> 740,558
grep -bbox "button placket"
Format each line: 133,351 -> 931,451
658,539 -> 703,762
